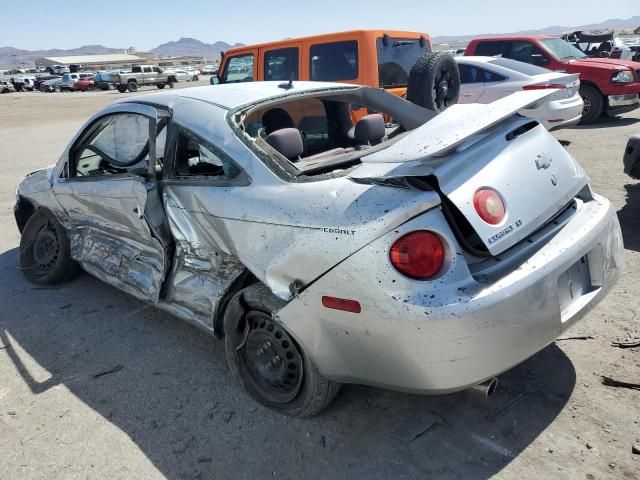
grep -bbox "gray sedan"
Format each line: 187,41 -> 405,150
14,81 -> 623,416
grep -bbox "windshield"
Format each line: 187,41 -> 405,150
377,37 -> 431,87
539,38 -> 586,60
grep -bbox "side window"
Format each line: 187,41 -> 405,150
479,67 -> 506,82
310,41 -> 358,81
72,113 -> 151,177
507,41 -> 550,66
474,41 -> 505,57
173,130 -> 240,179
264,48 -> 299,81
143,67 -> 152,73
222,55 -> 254,83
458,64 -> 483,84
152,67 -> 161,73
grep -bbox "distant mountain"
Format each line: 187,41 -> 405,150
432,15 -> 640,45
151,37 -> 243,59
0,45 -> 121,67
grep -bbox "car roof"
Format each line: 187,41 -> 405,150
470,35 -> 554,42
125,81 -> 358,110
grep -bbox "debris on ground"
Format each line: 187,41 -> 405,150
557,335 -> 595,341
93,365 -> 124,379
601,376 -> 640,391
632,445 -> 640,455
611,338 -> 640,348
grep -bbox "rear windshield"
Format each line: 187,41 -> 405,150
377,37 -> 431,87
489,57 -> 552,76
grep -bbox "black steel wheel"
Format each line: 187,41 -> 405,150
19,209 -> 77,285
579,85 -> 603,124
224,284 -> 340,417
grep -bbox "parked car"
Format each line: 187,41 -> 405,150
33,75 -> 60,91
14,80 -> 623,416
165,69 -> 192,82
73,75 -> 95,91
456,56 -> 583,130
562,30 -> 634,61
40,77 -> 63,92
48,65 -> 70,75
60,73 -> 80,91
1,80 -> 16,93
10,75 -> 36,91
112,65 -> 177,93
93,70 -> 127,90
465,35 -> 640,123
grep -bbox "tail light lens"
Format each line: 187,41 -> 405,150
389,231 -> 445,279
523,83 -> 566,90
474,188 -> 506,225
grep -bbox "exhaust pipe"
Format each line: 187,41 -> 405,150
471,377 -> 498,397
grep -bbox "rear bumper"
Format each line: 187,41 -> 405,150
279,195 -> 624,394
526,94 -> 584,131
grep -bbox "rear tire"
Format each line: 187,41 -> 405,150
406,51 -> 461,112
157,83 -> 165,89
117,85 -> 127,93
579,85 -> 604,124
127,81 -> 138,93
223,284 -> 340,417
20,209 -> 77,285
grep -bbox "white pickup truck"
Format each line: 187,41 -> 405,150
113,65 -> 177,93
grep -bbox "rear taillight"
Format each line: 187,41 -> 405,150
389,231 -> 444,280
523,83 -> 566,90
474,188 -> 506,225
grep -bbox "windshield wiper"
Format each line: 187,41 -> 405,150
392,41 -> 415,47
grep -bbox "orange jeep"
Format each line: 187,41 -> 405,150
212,30 -> 432,98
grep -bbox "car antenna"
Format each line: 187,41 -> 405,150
278,71 -> 294,90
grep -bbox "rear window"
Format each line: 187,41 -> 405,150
310,41 -> 358,81
474,41 -> 505,56
264,48 -> 299,81
377,37 -> 430,87
489,57 -> 552,76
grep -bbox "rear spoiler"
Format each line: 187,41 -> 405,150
361,89 -> 557,164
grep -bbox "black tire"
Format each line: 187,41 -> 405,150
192,75 -> 199,81
127,81 -> 137,93
168,76 -> 176,88
578,30 -> 614,43
117,85 -> 127,93
19,209 -> 77,285
223,284 -> 340,417
579,85 -> 604,124
157,83 -> 165,89
406,51 -> 460,112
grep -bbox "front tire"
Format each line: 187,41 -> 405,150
406,51 -> 461,112
579,85 -> 604,124
19,209 -> 77,285
223,284 -> 340,417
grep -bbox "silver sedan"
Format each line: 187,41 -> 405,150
14,81 -> 623,416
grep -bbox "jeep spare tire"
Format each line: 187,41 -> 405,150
578,30 -> 614,43
406,52 -> 460,112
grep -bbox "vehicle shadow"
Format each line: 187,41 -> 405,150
0,247 -> 576,480
572,115 -> 640,130
618,183 -> 640,253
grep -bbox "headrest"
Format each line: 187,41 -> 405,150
266,128 -> 304,160
262,108 -> 295,135
354,113 -> 385,144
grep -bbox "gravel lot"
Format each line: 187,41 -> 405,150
0,84 -> 639,480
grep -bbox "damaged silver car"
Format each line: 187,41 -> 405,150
15,81 -> 623,416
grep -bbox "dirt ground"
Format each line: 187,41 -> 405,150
0,84 -> 639,480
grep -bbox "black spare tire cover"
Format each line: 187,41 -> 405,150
406,51 -> 460,112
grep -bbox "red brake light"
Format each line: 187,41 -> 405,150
474,188 -> 506,225
523,83 -> 566,90
389,231 -> 444,280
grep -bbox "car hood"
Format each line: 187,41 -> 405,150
565,57 -> 640,71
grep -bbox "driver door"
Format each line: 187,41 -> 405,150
54,103 -> 171,304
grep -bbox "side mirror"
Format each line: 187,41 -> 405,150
210,76 -> 220,85
531,54 -> 549,67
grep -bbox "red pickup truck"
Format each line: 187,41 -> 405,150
465,35 -> 640,123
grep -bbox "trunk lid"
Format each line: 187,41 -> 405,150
353,91 -> 588,255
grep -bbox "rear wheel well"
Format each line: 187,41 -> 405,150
213,270 -> 258,337
127,78 -> 138,84
14,195 -> 35,233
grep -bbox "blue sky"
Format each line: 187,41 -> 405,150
1,0 -> 639,50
